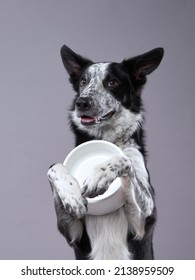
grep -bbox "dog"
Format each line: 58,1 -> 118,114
47,45 -> 164,260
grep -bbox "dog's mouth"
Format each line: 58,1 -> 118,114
80,111 -> 115,125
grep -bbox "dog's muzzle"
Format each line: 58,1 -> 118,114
75,96 -> 115,125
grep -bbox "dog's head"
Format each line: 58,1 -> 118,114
61,45 -> 164,135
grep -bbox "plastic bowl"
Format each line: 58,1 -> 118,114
63,140 -> 125,215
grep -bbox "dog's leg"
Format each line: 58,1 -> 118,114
82,150 -> 154,240
47,163 -> 87,245
121,172 -> 154,240
122,147 -> 155,239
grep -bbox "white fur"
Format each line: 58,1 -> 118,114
47,163 -> 87,219
124,146 -> 154,217
84,145 -> 154,253
85,208 -> 131,260
101,108 -> 144,144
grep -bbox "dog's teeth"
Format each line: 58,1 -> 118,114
95,117 -> 101,124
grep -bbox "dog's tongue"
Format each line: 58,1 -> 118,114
81,116 -> 96,124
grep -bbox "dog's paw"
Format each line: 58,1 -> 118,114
82,167 -> 111,198
82,155 -> 131,198
47,163 -> 87,219
82,157 -> 125,198
60,191 -> 88,219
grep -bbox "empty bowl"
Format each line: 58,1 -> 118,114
63,140 -> 125,215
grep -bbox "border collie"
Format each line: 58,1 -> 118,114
47,45 -> 164,260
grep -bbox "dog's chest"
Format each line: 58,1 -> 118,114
85,207 -> 131,260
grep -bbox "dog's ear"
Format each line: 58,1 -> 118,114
123,48 -> 164,84
61,45 -> 92,82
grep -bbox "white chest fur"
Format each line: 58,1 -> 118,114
85,207 -> 131,260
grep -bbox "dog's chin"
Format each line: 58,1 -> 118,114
80,111 -> 115,126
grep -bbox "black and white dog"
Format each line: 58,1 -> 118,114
47,45 -> 164,260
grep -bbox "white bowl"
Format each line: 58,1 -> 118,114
63,140 -> 125,215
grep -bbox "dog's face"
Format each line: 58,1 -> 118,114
73,62 -> 121,126
61,45 -> 164,135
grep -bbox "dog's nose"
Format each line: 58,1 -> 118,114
76,97 -> 93,112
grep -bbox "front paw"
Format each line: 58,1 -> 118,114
47,163 -> 87,219
61,191 -> 88,219
81,155 -> 133,198
82,165 -> 116,198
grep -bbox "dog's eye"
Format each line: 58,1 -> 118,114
80,78 -> 87,87
107,79 -> 119,88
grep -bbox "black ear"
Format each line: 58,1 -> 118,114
60,45 -> 92,80
123,48 -> 164,83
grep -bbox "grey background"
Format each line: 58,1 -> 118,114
0,0 -> 194,260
